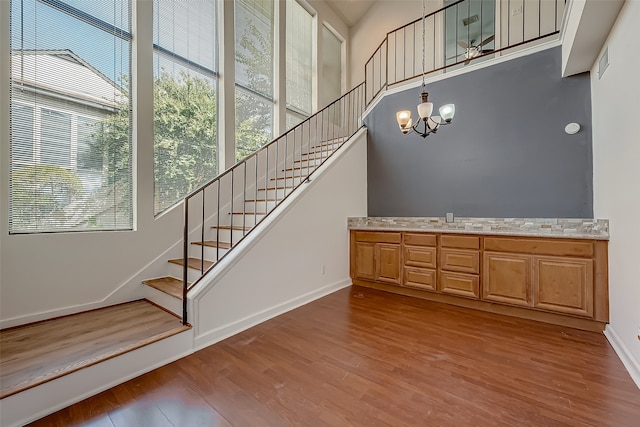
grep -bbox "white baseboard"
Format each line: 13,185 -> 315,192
194,279 -> 352,351
0,329 -> 194,427
604,325 -> 640,389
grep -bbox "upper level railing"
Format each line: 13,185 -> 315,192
365,0 -> 563,105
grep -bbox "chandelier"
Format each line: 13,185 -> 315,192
396,0 -> 455,138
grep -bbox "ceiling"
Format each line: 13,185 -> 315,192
324,0 -> 376,27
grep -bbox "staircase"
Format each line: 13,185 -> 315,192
140,86 -> 366,323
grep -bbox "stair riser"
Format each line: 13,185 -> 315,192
244,200 -> 278,212
168,263 -> 205,283
256,188 -> 291,199
211,228 -> 249,242
192,245 -> 230,262
229,213 -> 265,227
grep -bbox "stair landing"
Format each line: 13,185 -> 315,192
0,300 -> 190,399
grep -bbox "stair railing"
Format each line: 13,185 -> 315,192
181,83 -> 366,324
365,0 -> 562,105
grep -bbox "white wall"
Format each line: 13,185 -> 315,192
0,0 -> 351,326
349,0 -> 437,88
591,0 -> 640,387
193,131 -> 367,348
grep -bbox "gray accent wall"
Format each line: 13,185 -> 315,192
364,47 -> 593,218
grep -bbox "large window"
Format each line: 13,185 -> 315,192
286,0 -> 314,130
321,25 -> 343,109
152,1 -> 219,214
9,0 -> 132,233
235,0 -> 275,161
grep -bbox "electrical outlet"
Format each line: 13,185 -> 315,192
446,212 -> 454,223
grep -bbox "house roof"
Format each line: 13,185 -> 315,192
11,49 -> 125,109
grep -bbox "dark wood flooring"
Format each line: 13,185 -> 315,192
27,286 -> 640,426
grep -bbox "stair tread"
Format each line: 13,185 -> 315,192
0,300 -> 189,399
168,257 -> 214,270
192,241 -> 232,249
244,198 -> 277,202
142,276 -> 185,299
230,211 -> 267,215
258,185 -> 291,190
211,225 -> 252,230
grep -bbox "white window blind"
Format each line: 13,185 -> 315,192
235,0 -> 275,161
9,0 -> 132,233
152,0 -> 219,215
286,0 -> 313,130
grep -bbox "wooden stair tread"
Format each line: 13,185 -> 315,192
0,300 -> 189,399
244,198 -> 277,202
168,257 -> 214,270
142,276 -> 186,299
258,185 -> 290,190
192,241 -> 232,249
211,225 -> 252,231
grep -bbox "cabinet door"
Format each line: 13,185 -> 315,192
440,248 -> 479,274
377,244 -> 402,285
533,256 -> 594,317
354,241 -> 376,281
439,271 -> 479,298
482,252 -> 532,307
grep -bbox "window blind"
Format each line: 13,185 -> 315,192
9,0 -> 132,233
285,0 -> 313,130
235,0 -> 275,161
152,0 -> 219,215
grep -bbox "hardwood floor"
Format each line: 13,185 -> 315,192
27,286 -> 640,426
0,300 -> 189,399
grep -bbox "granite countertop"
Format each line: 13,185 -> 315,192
348,217 -> 610,240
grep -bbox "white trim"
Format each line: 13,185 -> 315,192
604,325 -> 640,390
193,278 -> 351,351
0,329 -> 194,427
362,37 -> 562,120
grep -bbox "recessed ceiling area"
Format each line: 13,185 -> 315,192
324,0 -> 376,27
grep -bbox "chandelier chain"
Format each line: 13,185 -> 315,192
422,0 -> 426,88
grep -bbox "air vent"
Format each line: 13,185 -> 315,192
463,14 -> 479,26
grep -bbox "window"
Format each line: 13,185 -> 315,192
9,0 -> 132,233
321,25 -> 343,109
235,0 -> 275,161
152,0 -> 219,214
285,0 -> 313,130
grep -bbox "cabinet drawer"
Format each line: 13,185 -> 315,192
404,267 -> 436,291
354,231 -> 401,244
440,249 -> 479,274
404,246 -> 436,268
404,233 -> 437,247
484,237 -> 594,258
441,235 -> 480,249
439,272 -> 479,298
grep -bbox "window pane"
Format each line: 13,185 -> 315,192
235,0 -> 274,98
322,26 -> 342,108
235,0 -> 275,161
77,116 -> 102,171
152,0 -> 219,215
286,0 -> 313,116
236,88 -> 272,161
9,0 -> 132,233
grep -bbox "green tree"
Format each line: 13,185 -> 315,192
93,71 -> 217,213
11,164 -> 83,229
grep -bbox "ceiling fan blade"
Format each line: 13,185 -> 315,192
457,40 -> 469,49
478,34 -> 495,47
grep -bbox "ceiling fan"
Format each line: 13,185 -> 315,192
447,34 -> 495,65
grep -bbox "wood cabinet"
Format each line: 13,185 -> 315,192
352,231 -> 401,285
350,230 -> 609,331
